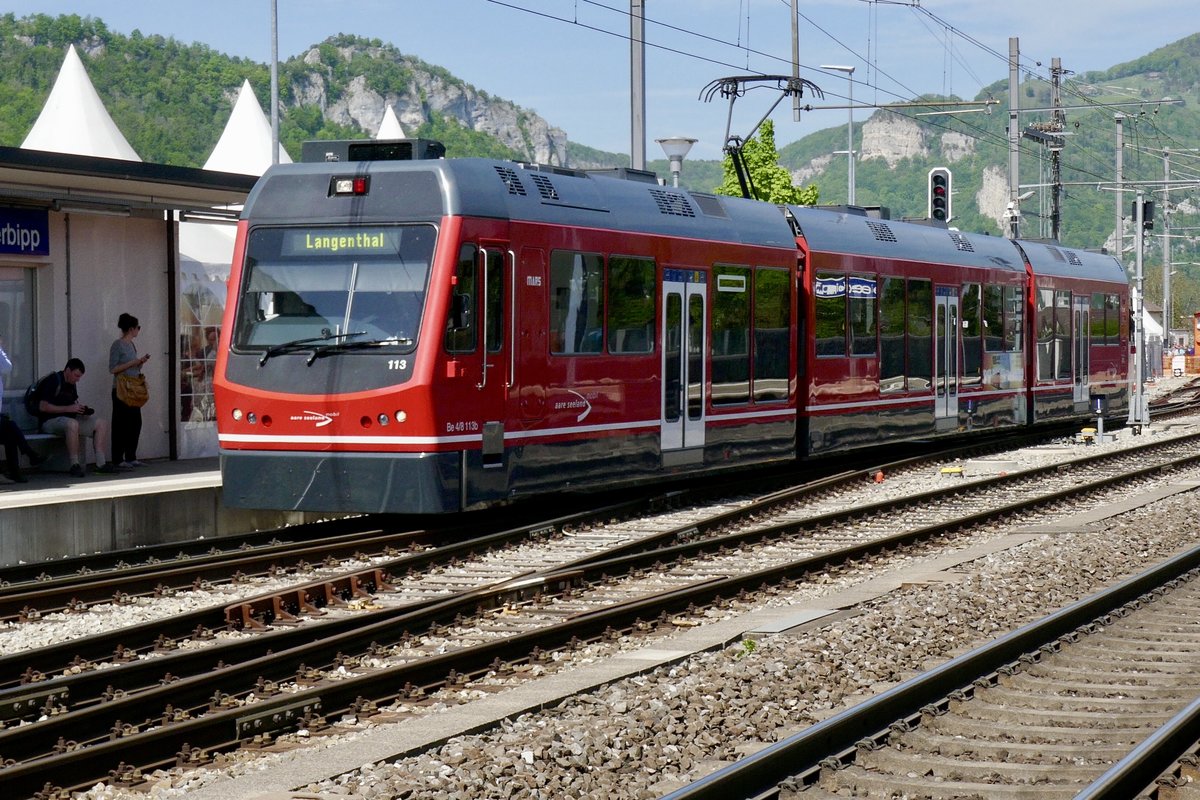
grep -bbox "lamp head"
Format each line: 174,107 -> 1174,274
656,137 -> 697,159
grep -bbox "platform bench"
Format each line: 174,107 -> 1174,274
2,392 -> 71,472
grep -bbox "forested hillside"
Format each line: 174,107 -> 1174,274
779,33 -> 1200,248
2,13 -> 1198,322
0,13 -> 546,166
772,33 -> 1200,317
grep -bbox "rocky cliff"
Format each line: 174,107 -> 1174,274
859,111 -> 930,166
289,40 -> 569,166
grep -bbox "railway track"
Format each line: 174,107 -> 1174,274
663,544 -> 1200,800
3,426 -> 1199,795
0,422 -> 1101,623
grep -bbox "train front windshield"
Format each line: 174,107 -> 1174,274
233,224 -> 435,353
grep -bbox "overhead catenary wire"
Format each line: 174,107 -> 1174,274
481,0 -> 1190,210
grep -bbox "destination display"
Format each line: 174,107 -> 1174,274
280,227 -> 400,256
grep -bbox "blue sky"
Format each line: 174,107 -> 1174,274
6,1 -> 1194,161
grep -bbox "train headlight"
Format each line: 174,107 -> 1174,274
332,176 -> 370,196
232,408 -> 243,421
247,412 -> 257,425
377,413 -> 389,426
394,410 -> 407,423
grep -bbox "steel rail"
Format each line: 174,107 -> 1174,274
0,497 -> 646,689
0,428 -> 1067,687
0,420 -> 1106,613
659,549 -> 1200,800
1074,697 -> 1200,798
6,425 -> 1180,714
0,492 -> 657,622
5,438 -> 1200,795
0,516 -> 368,590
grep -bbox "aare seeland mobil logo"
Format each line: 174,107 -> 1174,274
291,410 -> 339,428
553,390 -> 593,422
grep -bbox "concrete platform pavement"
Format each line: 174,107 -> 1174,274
0,457 -> 325,566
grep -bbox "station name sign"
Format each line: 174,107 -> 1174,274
0,207 -> 49,256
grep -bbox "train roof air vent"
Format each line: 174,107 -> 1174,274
948,232 -> 975,253
494,166 -> 527,196
530,174 -> 561,201
866,220 -> 897,243
1047,245 -> 1066,263
691,193 -> 729,218
649,188 -> 696,217
1063,248 -> 1083,266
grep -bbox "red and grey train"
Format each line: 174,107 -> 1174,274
213,140 -> 1129,514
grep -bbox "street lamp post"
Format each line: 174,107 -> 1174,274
655,136 -> 697,188
821,65 -> 855,205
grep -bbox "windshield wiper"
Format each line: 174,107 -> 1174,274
259,331 -> 367,366
305,337 -> 414,364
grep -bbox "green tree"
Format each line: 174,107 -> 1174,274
715,119 -> 818,205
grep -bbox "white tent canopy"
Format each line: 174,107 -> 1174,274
376,105 -> 406,139
1143,307 -> 1164,340
203,80 -> 291,174
22,44 -> 141,161
179,222 -> 236,277
183,79 -> 286,276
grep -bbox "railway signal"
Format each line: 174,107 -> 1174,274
928,167 -> 951,222
1134,198 -> 1154,230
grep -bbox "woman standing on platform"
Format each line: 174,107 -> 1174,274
109,313 -> 150,468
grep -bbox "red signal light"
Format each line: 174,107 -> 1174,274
928,168 -> 951,222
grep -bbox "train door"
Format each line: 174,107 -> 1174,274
516,247 -> 547,421
463,241 -> 512,507
1072,295 -> 1090,406
934,287 -> 960,428
661,268 -> 706,463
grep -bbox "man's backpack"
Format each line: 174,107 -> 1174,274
24,371 -> 59,423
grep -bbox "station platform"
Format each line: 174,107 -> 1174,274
0,458 -> 323,567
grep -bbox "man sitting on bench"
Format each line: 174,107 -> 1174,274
36,358 -> 117,477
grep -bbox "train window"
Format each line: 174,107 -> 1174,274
549,251 -> 605,354
712,265 -> 751,405
982,285 -> 1003,352
753,267 -> 790,402
1091,292 -> 1124,346
235,225 -> 430,352
688,293 -> 705,421
484,249 -> 504,354
1036,288 -> 1054,381
1003,285 -> 1023,352
664,293 -> 682,422
1105,294 -> 1121,344
607,256 -> 655,354
814,273 -> 846,357
445,244 -> 478,353
1055,290 -> 1071,380
849,274 -> 877,357
906,279 -> 932,390
1090,293 -> 1107,343
961,283 -> 981,386
879,277 -> 906,393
